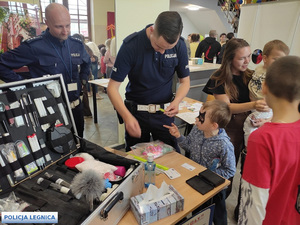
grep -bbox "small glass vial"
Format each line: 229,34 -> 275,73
144,153 -> 156,188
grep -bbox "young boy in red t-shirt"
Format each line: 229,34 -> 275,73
238,56 -> 300,225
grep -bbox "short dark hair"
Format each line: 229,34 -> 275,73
191,33 -> 200,42
226,32 -> 234,40
202,100 -> 231,128
265,56 -> 300,102
154,11 -> 183,44
100,47 -> 106,56
98,44 -> 105,51
220,33 -> 226,37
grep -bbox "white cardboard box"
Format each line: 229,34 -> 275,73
130,185 -> 184,225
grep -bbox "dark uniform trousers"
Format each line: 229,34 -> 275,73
124,100 -> 179,152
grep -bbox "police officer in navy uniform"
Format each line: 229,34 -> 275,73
0,3 -> 90,137
107,11 -> 190,152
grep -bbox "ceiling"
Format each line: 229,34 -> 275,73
170,0 -> 233,35
170,0 -> 210,12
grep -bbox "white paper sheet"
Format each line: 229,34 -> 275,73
176,112 -> 199,124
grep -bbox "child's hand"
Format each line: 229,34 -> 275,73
250,115 -> 271,127
163,123 -> 180,138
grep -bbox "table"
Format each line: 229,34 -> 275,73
118,151 -> 230,225
188,62 -> 220,73
88,78 -> 110,123
177,97 -> 203,125
177,97 -> 203,136
185,62 -> 220,102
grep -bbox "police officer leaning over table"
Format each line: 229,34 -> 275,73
0,3 -> 91,137
107,11 -> 190,152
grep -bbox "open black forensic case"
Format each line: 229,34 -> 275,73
0,75 -> 144,225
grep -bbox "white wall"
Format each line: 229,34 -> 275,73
179,10 -> 228,40
238,1 -> 300,69
90,0 -> 114,45
114,0 -> 170,144
179,12 -> 199,40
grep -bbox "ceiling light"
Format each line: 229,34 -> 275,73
186,5 -> 202,11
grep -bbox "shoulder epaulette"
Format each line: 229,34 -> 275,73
25,35 -> 43,43
70,36 -> 83,43
123,32 -> 138,43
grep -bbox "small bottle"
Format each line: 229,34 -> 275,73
213,55 -> 217,64
144,153 -> 156,188
201,52 -> 205,62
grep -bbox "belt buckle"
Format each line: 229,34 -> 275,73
148,104 -> 156,113
70,101 -> 75,109
70,99 -> 79,109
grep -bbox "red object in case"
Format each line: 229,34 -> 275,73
64,157 -> 85,169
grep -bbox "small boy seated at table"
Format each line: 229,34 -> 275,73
164,100 -> 236,225
238,56 -> 300,225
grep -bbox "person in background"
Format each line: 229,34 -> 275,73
86,41 -> 101,63
107,11 -> 190,152
219,33 -> 227,47
217,32 -> 235,64
243,40 -> 290,147
238,56 -> 300,225
100,47 -> 107,78
226,32 -> 235,41
190,33 -> 200,58
98,44 -> 105,52
202,38 -> 269,205
232,9 -> 240,33
164,100 -> 235,225
104,38 -> 116,78
195,30 -> 221,63
97,43 -> 106,78
86,40 -> 102,99
185,34 -> 191,58
233,39 -> 290,222
0,3 -> 90,137
110,36 -> 117,60
72,33 -> 93,117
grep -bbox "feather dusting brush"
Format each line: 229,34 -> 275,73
70,170 -> 105,211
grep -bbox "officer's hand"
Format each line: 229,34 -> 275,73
124,115 -> 141,138
164,102 -> 179,117
163,123 -> 180,138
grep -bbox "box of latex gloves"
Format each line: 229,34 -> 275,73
0,75 -> 144,225
130,181 -> 184,225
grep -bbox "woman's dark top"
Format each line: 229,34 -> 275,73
203,71 -> 250,103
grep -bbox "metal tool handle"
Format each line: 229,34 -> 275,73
100,191 -> 124,220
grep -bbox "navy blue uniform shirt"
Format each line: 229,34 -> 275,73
0,29 -> 91,102
111,25 -> 190,104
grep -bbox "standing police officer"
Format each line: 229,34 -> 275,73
107,11 -> 190,151
0,3 -> 91,137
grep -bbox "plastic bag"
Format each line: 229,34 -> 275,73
130,140 -> 174,159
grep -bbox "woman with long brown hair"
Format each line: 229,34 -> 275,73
203,38 -> 269,220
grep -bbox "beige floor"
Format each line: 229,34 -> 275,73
83,90 -> 240,225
